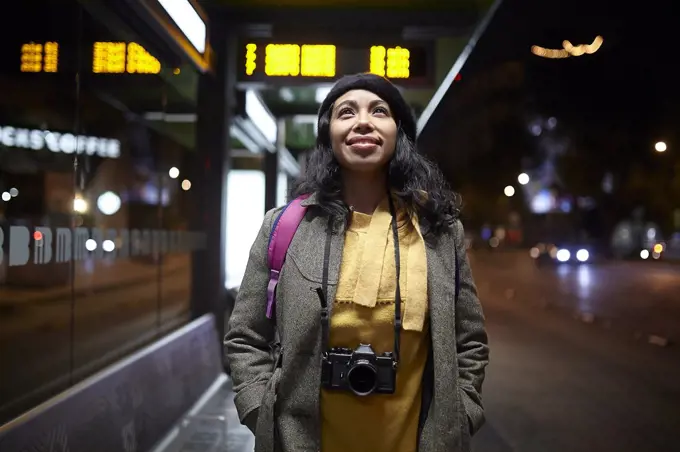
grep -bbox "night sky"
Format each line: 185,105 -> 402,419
417,0 -> 680,230
466,0 -> 679,146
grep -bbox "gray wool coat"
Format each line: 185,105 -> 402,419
224,193 -> 489,452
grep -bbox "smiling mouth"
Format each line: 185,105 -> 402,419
346,137 -> 380,146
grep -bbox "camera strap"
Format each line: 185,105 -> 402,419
387,195 -> 403,366
318,216 -> 334,357
317,195 -> 403,366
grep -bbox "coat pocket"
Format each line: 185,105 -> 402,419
456,388 -> 472,452
255,367 -> 282,452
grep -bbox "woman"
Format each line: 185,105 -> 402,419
225,73 -> 489,452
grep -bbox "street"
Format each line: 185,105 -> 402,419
474,250 -> 680,343
471,251 -> 680,452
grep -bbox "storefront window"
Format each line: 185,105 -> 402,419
0,0 -> 202,424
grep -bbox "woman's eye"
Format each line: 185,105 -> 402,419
374,106 -> 388,115
338,107 -> 354,117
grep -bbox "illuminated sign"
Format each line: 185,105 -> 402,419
126,42 -> 161,74
370,46 -> 410,79
369,46 -> 387,77
264,44 -> 301,76
93,42 -> 161,74
0,226 -> 206,267
20,42 -> 59,73
19,41 -> 162,75
0,125 -> 121,159
301,45 -> 336,77
245,43 -> 257,75
240,41 -> 432,86
259,44 -> 337,77
93,42 -> 126,73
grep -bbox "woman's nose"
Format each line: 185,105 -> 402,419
353,115 -> 374,132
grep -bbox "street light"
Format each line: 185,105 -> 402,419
504,185 -> 515,197
73,196 -> 88,213
655,141 -> 667,153
518,173 -> 530,185
169,167 -> 180,178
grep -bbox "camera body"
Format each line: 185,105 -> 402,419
321,344 -> 396,396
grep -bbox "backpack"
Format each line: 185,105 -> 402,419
265,195 -> 310,319
264,195 -> 459,320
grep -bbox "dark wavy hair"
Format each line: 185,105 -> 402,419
291,107 -> 461,241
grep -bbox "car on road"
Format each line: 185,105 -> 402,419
530,241 -> 599,266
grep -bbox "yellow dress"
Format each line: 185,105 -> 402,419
321,199 -> 430,452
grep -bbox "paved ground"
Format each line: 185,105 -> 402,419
3,250 -> 679,450
471,252 -> 680,452
190,251 -> 680,451
473,249 -> 680,344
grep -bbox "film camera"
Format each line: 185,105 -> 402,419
321,344 -> 396,396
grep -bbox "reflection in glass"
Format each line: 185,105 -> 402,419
0,0 -> 201,424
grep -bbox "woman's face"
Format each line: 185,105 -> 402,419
329,89 -> 398,174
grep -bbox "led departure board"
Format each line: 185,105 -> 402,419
18,41 -> 162,75
93,42 -> 161,74
20,42 -> 59,73
260,44 -> 337,77
239,41 -> 434,87
369,46 -> 410,79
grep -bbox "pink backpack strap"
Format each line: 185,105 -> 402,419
266,194 -> 310,319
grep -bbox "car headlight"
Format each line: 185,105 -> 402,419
556,249 -> 571,262
576,249 -> 589,262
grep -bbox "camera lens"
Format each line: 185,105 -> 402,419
346,360 -> 378,396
